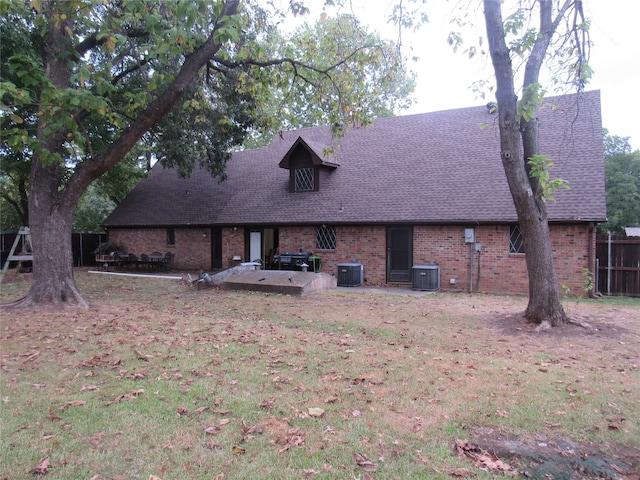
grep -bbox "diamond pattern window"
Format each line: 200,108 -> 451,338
509,225 -> 525,254
316,225 -> 336,250
295,167 -> 314,192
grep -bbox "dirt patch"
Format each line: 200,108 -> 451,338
468,426 -> 640,479
487,310 -> 637,341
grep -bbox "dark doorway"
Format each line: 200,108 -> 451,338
211,227 -> 222,269
387,226 -> 413,282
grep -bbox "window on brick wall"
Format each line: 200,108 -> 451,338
316,225 -> 336,250
167,228 -> 175,246
509,225 -> 525,254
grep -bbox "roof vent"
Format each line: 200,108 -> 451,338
486,102 -> 498,114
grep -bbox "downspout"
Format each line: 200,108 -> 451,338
469,242 -> 474,293
476,245 -> 482,292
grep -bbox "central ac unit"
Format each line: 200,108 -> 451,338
337,262 -> 364,287
412,265 -> 440,291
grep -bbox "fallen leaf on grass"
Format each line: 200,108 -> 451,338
61,400 -> 86,411
453,439 -> 515,474
88,431 -> 105,448
204,426 -> 221,435
109,389 -> 145,404
205,439 -> 219,450
449,467 -> 477,476
308,407 -> 325,417
232,445 -> 246,455
354,452 -> 378,472
134,350 -> 152,361
607,417 -> 625,430
241,419 -> 263,442
277,432 -> 305,453
29,457 -> 50,474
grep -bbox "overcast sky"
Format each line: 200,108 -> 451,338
284,0 -> 640,149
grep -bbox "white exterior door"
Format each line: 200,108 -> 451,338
249,231 -> 262,263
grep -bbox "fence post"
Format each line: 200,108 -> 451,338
607,231 -> 612,296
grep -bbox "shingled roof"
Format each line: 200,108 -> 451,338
103,90 -> 606,228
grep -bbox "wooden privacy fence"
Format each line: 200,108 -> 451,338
596,234 -> 640,297
1,233 -> 106,268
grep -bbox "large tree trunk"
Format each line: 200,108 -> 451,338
3,3 -> 88,310
483,0 -> 568,326
20,163 -> 89,309
3,0 -> 240,311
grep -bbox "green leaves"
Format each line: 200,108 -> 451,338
517,83 -> 545,122
599,132 -> 640,234
252,13 -> 414,137
527,154 -> 570,202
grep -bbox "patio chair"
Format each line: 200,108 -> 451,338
113,252 -> 125,270
140,253 -> 150,271
163,252 -> 174,271
128,253 -> 138,270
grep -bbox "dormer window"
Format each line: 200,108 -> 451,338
295,167 -> 315,192
279,136 -> 339,193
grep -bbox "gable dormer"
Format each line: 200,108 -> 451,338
279,137 -> 338,192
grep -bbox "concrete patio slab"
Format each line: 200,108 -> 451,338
223,270 -> 337,296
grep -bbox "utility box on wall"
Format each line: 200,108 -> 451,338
464,228 -> 475,243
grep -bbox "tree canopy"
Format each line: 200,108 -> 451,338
0,0 -> 414,307
0,1 -> 414,233
600,131 -> 640,235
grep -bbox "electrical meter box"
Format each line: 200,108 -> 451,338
464,228 -> 475,243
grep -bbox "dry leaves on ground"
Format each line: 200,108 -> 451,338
28,457 -> 50,475
454,439 -> 517,476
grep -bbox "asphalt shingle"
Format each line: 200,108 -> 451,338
103,90 -> 606,228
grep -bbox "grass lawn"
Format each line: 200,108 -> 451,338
1,270 -> 639,479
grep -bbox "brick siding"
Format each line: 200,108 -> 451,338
108,222 -> 594,296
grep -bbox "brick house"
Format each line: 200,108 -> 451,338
103,90 -> 606,295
